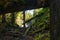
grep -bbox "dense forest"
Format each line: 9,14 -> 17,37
0,0 -> 60,40
0,7 -> 50,40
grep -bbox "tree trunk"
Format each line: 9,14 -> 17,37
2,14 -> 5,23
23,11 -> 25,27
11,12 -> 15,24
50,0 -> 60,40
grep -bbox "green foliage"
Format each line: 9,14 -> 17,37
0,7 -> 50,40
27,7 -> 50,40
25,13 -> 33,21
15,11 -> 32,27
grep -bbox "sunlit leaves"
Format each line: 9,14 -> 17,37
25,13 -> 32,21
15,12 -> 23,27
15,11 -> 32,27
5,13 -> 12,23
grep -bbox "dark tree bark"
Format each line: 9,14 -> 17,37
23,11 -> 25,27
2,14 -> 5,23
11,12 -> 15,24
50,0 -> 60,40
